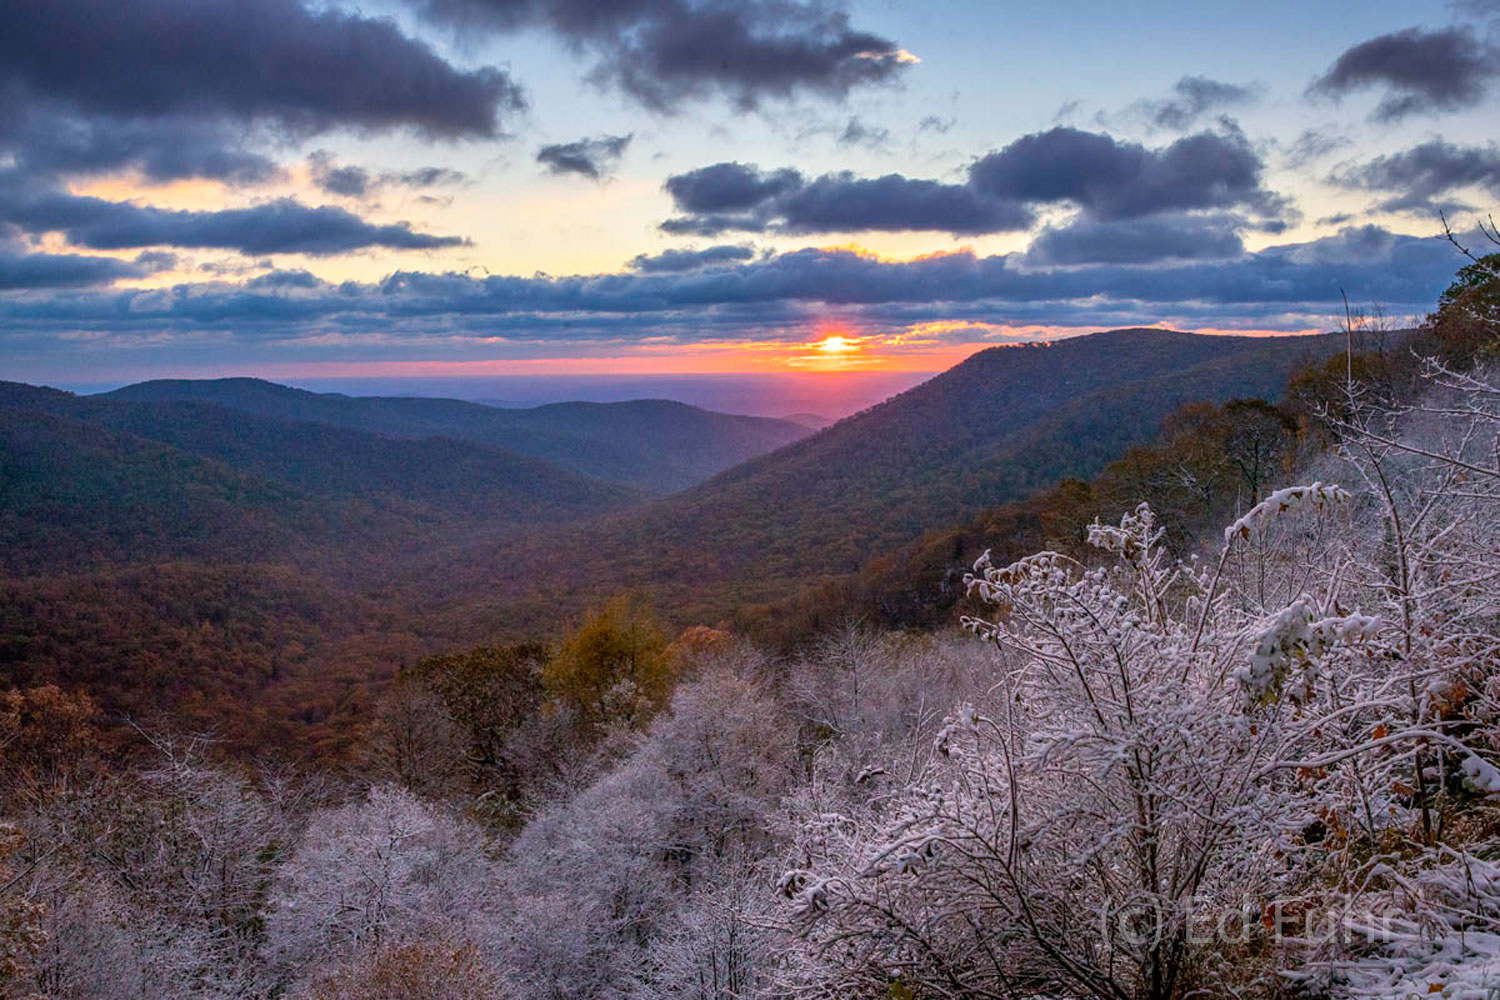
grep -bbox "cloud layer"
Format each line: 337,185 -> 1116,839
628,245 -> 757,272
1024,213 -> 1247,266
0,178 -> 466,256
969,126 -> 1283,222
1,0 -> 523,140
0,0 -> 518,277
0,0 -> 1478,373
1331,139 -> 1500,214
0,228 -> 1457,354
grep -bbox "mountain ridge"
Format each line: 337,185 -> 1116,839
103,377 -> 812,493
0,383 -> 644,576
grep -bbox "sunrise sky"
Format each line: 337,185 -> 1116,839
3,0 -> 1497,384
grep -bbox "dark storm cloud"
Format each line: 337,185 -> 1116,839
69,202 -> 467,256
0,0 -> 523,140
1137,76 -> 1260,129
0,250 -> 145,291
0,0 -> 516,265
0,110 -> 282,186
0,183 -> 467,256
1330,139 -> 1500,214
1308,26 -> 1499,121
776,174 -> 1034,234
1024,213 -> 1247,266
969,126 -> 1283,221
412,0 -> 911,109
536,135 -> 633,180
628,245 -> 757,272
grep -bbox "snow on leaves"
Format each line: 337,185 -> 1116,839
1239,598 -> 1382,706
1223,481 -> 1351,543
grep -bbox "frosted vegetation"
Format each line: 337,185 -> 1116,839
5,353 -> 1500,997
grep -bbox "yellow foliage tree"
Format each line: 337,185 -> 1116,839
544,595 -> 674,727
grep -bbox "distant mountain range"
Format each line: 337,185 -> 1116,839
0,381 -> 644,575
104,378 -> 811,493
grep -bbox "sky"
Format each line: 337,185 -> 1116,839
3,0 -> 1498,386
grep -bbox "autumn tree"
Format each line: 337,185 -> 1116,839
0,685 -> 100,803
1427,247 -> 1500,365
544,595 -> 674,727
360,684 -> 466,800
371,642 -> 547,807
292,936 -> 499,1000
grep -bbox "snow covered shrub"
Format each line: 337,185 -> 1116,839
1258,361 -> 1500,996
1222,482 -> 1351,544
1237,598 -> 1380,707
26,883 -> 187,1000
776,498 -> 1396,1000
498,661 -> 796,999
268,786 -> 499,980
11,732 -> 313,998
620,849 -> 776,1000
790,622 -> 987,751
1285,845 -> 1500,1000
0,824 -> 44,998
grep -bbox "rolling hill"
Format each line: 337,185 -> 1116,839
103,378 -> 812,493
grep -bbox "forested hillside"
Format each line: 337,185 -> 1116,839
0,383 -> 643,573
425,328 -> 1347,630
105,378 -> 811,493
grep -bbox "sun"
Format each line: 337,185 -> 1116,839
788,329 -> 873,369
816,335 -> 859,354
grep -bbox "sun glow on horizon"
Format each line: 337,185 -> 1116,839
19,320 -> 1335,386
